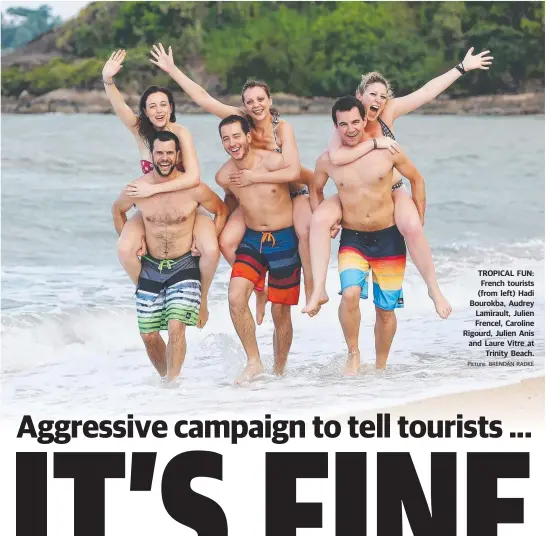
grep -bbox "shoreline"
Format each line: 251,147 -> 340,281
339,376 -> 545,428
2,89 -> 544,116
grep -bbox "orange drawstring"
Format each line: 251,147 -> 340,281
260,232 -> 276,253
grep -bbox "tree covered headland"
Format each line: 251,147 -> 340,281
2,1 -> 544,98
1,4 -> 61,51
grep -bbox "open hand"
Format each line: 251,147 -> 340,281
229,169 -> 254,187
126,181 -> 156,198
375,136 -> 401,154
150,43 -> 175,73
102,49 -> 126,82
462,47 -> 494,71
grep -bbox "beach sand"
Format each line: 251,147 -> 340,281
345,377 -> 544,430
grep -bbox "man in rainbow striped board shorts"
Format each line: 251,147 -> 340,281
215,115 -> 302,384
112,131 -> 228,382
310,96 -> 426,375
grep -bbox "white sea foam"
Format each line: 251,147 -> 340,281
2,250 -> 543,419
1,114 -> 544,418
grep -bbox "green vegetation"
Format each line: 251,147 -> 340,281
2,58 -> 104,96
2,1 -> 544,98
1,4 -> 61,50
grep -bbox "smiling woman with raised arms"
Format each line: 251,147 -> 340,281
102,49 -> 221,328
303,47 -> 493,319
149,43 -> 317,324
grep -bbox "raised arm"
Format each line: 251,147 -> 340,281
102,50 -> 139,132
327,127 -> 400,166
392,150 -> 426,225
194,184 -> 229,237
126,126 -> 200,198
150,43 -> 241,119
309,155 -> 330,212
111,189 -> 136,235
390,47 -> 493,120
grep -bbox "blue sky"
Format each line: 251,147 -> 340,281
1,1 -> 91,20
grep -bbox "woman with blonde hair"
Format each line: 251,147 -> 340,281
303,47 -> 493,319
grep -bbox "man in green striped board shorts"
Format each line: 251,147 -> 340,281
112,131 -> 228,381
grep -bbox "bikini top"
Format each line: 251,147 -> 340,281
378,117 -> 403,186
378,117 -> 396,140
140,160 -> 154,174
272,115 -> 282,153
140,160 -> 184,174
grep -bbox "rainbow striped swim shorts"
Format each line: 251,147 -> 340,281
338,226 -> 406,311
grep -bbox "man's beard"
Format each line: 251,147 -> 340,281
154,161 -> 176,177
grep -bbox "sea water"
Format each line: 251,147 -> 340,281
1,113 -> 544,419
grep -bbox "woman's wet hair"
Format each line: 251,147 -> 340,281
241,78 -> 279,127
356,72 -> 394,99
138,86 -> 176,149
241,78 -> 272,101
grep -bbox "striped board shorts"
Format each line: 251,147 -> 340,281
136,252 -> 201,333
231,226 -> 301,305
338,226 -> 406,311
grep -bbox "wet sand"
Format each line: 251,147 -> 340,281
345,377 -> 544,429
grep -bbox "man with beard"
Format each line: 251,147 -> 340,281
112,130 -> 228,381
310,96 -> 426,375
215,115 -> 301,383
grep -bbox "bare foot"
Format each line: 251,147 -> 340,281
235,361 -> 265,384
165,372 -> 181,384
344,351 -> 360,376
429,289 -> 452,319
196,302 -> 209,329
255,287 -> 268,325
302,291 -> 329,317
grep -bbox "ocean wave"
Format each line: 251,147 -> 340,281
431,199 -> 484,210
433,239 -> 544,260
2,300 -> 543,418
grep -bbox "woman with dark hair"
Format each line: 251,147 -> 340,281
303,48 -> 493,319
102,49 -> 220,329
149,43 -> 315,325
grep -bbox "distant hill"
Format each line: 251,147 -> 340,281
2,2 -> 221,98
1,4 -> 62,51
2,1 -> 544,101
